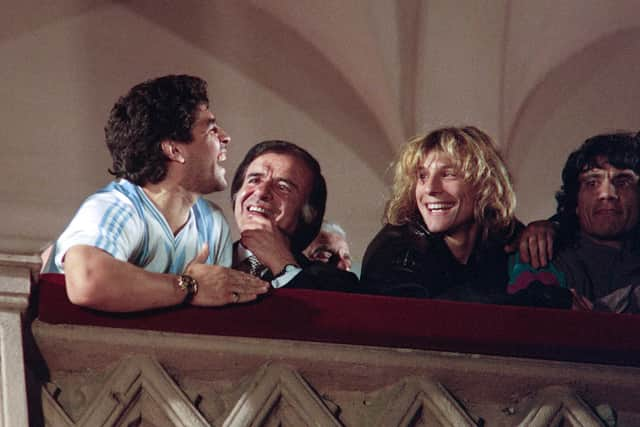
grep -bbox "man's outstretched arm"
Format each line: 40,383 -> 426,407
505,220 -> 557,269
64,245 -> 269,312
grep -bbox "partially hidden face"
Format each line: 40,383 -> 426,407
234,152 -> 313,237
415,150 -> 476,238
180,104 -> 230,194
304,231 -> 352,271
576,157 -> 640,243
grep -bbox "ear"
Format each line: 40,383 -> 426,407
160,141 -> 185,164
301,203 -> 318,225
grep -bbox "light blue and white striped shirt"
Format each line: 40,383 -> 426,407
44,179 -> 232,274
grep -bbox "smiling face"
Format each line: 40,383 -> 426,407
304,230 -> 352,271
415,150 -> 476,241
234,152 -> 313,237
180,104 -> 230,194
576,157 -> 640,246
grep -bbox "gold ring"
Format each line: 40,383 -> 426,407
232,292 -> 240,303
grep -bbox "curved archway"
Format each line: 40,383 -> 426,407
506,28 -> 640,223
501,1 -> 639,147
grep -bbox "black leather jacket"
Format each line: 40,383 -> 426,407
361,221 -> 512,304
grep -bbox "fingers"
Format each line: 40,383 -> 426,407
529,236 -> 542,269
538,237 -> 548,269
519,236 -> 531,265
518,230 -> 554,269
226,271 -> 270,303
230,291 -> 240,304
242,214 -> 274,231
227,277 -> 271,304
228,289 -> 267,304
187,265 -> 270,307
231,270 -> 270,290
545,232 -> 554,263
516,220 -> 558,268
240,229 -> 293,272
226,271 -> 270,304
239,231 -> 259,250
536,235 -> 549,268
240,228 -> 279,246
240,229 -> 270,251
525,233 -> 553,269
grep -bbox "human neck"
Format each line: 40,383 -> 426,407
443,223 -> 480,264
142,182 -> 197,235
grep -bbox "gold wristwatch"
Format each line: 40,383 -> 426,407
177,274 -> 199,303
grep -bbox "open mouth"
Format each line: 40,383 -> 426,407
218,150 -> 227,162
427,202 -> 455,212
247,205 -> 274,218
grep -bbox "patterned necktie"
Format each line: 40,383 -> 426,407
237,255 -> 265,277
245,255 -> 264,276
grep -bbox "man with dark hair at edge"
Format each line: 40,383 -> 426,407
230,140 -> 359,291
509,132 -> 640,313
43,75 -> 268,311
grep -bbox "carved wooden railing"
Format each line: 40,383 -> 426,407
2,251 -> 640,426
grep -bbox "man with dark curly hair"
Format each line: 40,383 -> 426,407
43,75 -> 268,311
509,132 -> 640,313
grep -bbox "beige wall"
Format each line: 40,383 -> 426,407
2,0 -> 639,267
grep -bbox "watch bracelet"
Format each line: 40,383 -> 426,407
177,274 -> 199,302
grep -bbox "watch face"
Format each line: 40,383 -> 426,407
179,275 -> 197,294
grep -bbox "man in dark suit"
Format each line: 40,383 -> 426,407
230,140 -> 359,291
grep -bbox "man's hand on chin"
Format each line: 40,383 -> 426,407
240,216 -> 298,274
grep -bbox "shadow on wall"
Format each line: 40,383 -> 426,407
506,28 -> 640,223
124,1 -> 395,177
0,0 -> 109,44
